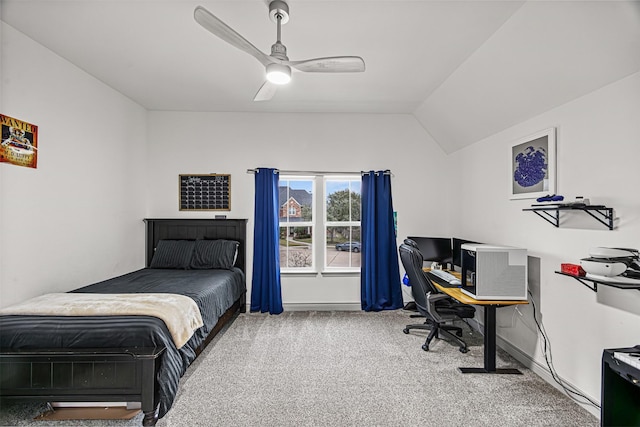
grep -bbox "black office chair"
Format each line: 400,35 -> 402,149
403,237 -> 450,316
399,243 -> 475,353
404,238 -> 420,249
401,239 -> 421,313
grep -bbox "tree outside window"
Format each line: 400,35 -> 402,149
325,178 -> 361,270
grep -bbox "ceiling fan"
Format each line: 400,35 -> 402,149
194,1 -> 365,101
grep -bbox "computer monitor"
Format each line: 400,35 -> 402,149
452,237 -> 478,268
407,236 -> 453,265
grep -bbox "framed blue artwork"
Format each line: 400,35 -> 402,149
509,128 -> 556,200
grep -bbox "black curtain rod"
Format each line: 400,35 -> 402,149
246,169 -> 393,176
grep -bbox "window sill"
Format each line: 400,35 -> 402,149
280,270 -> 360,277
281,271 -> 319,277
321,270 -> 360,277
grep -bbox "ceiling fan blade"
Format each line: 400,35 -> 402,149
288,56 -> 365,73
194,6 -> 275,67
253,81 -> 278,101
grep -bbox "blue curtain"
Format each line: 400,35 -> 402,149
250,168 -> 283,314
361,170 -> 403,311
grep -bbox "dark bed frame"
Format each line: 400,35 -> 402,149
0,218 -> 247,426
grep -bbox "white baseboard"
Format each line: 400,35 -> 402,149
244,303 -> 362,312
283,302 -> 362,311
462,318 -> 599,418
496,336 -> 600,419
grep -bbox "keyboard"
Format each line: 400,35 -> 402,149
613,351 -> 640,370
428,269 -> 461,286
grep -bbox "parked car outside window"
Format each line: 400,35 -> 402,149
335,241 -> 361,253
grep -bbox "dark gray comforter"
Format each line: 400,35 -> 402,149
0,267 -> 245,418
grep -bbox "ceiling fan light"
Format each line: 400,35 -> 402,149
266,63 -> 291,85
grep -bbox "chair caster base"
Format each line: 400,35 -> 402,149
421,344 -> 429,351
459,347 -> 469,353
403,328 -> 410,334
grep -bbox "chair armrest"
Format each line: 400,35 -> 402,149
425,293 -> 451,323
427,293 -> 449,302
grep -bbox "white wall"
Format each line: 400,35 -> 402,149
5,15 -> 637,416
449,72 -> 640,407
0,23 -> 148,307
147,111 -> 452,308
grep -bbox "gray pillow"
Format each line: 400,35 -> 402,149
150,240 -> 195,269
190,239 -> 239,270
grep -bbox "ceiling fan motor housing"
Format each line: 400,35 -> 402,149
269,1 -> 289,24
270,41 -> 288,60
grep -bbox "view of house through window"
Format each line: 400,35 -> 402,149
278,175 -> 361,272
279,178 -> 314,270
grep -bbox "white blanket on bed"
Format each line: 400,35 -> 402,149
0,293 -> 204,349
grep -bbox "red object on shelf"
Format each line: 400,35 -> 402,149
561,263 -> 586,276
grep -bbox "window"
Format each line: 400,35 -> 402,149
325,178 -> 361,271
279,177 -> 315,271
279,174 -> 361,273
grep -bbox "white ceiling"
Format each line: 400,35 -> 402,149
2,0 -> 639,152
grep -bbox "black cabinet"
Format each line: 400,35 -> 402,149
601,347 -> 640,426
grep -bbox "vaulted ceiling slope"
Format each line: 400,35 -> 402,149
2,1 -> 639,153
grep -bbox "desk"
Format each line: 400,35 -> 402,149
427,270 -> 528,374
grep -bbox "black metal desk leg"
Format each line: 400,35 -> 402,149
459,305 -> 522,374
484,306 -> 497,372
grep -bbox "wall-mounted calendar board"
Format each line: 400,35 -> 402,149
179,174 -> 230,211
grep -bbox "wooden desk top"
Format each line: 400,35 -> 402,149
424,269 -> 529,306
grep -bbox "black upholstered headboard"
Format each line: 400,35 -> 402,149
144,218 -> 248,271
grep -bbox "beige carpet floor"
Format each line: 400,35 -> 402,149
0,310 -> 599,427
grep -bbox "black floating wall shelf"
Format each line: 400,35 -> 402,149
523,205 -> 614,230
555,271 -> 640,292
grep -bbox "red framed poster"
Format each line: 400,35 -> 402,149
1,114 -> 38,169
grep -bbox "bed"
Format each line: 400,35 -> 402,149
0,218 -> 247,426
